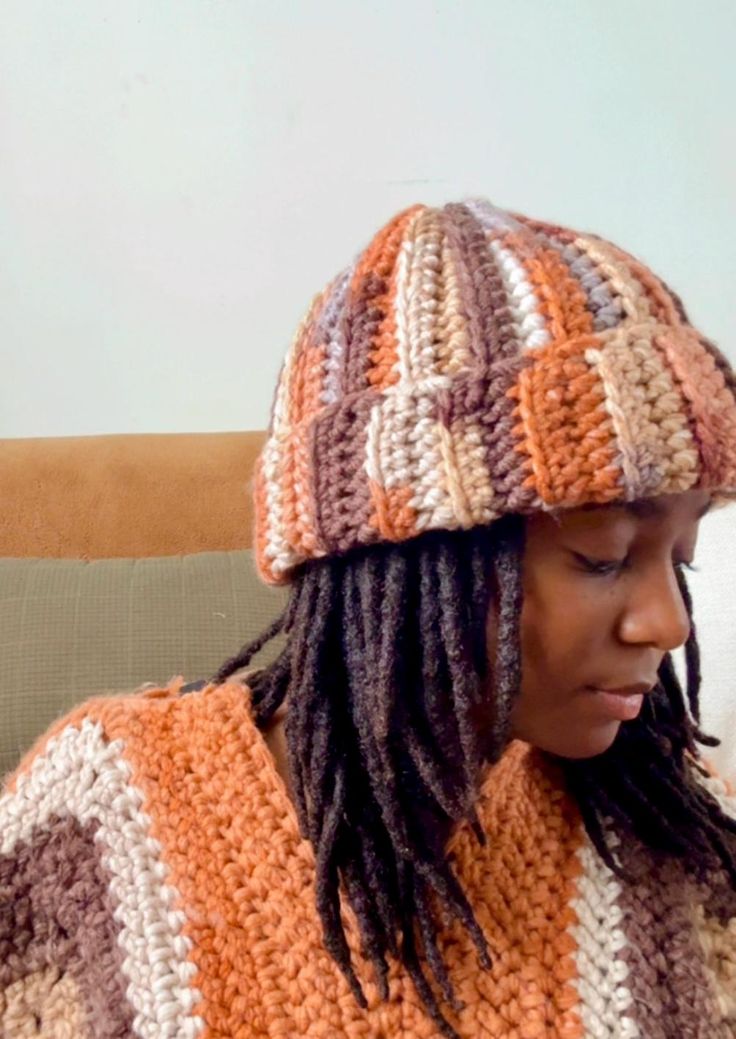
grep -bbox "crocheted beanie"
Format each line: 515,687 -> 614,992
254,198 -> 736,585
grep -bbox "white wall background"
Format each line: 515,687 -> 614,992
2,0 -> 735,772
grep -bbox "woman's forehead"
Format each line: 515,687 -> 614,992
545,489 -> 713,529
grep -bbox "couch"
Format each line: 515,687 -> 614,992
2,431 -> 735,783
0,431 -> 288,780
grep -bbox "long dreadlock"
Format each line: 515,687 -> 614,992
211,513 -> 736,1039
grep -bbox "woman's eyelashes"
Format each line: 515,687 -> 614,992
572,552 -> 629,576
572,552 -> 700,577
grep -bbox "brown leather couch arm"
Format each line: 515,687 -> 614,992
0,431 -> 266,559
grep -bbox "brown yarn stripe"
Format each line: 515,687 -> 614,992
435,357 -> 537,517
351,203 -> 424,394
0,815 -> 136,1038
441,203 -> 518,366
311,390 -> 379,553
342,270 -> 390,396
437,205 -> 537,515
614,839 -> 723,1037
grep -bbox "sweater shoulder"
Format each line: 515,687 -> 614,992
3,675 -> 250,794
0,676 -> 248,1035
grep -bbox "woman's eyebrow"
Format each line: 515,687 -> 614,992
578,497 -> 713,520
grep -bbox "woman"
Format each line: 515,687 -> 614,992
3,198 -> 736,1038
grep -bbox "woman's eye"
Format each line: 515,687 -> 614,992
573,552 -> 698,577
575,554 -> 626,576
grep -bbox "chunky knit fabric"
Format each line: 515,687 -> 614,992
254,198 -> 736,584
2,677 -> 735,1038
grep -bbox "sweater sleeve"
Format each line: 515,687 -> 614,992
0,689 -> 162,1039
0,698 -> 138,1035
0,681 -> 204,1038
692,757 -> 736,1021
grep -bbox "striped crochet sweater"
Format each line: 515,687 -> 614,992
2,676 -> 735,1038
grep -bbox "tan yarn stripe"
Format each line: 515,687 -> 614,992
600,238 -> 686,327
573,235 -> 653,325
1,967 -> 91,1039
435,215 -> 473,375
694,904 -> 736,1025
443,415 -> 497,526
367,383 -> 449,534
585,326 -> 700,498
437,206 -> 538,516
437,421 -> 475,527
656,325 -> 736,488
403,207 -> 448,382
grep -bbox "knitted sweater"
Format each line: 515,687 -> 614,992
2,677 -> 735,1038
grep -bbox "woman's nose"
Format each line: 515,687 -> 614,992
616,565 -> 691,652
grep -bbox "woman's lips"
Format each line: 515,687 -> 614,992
585,687 -> 645,721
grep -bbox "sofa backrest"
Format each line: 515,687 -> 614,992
0,430 -> 267,558
0,430 -> 290,780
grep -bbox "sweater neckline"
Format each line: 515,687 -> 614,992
221,677 -> 308,845
211,677 -> 553,861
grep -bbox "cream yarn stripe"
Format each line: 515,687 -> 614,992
0,720 -> 203,1039
271,304 -> 314,435
463,198 -> 551,353
569,830 -> 641,1039
392,208 -> 427,386
319,265 -> 354,407
259,435 -> 301,576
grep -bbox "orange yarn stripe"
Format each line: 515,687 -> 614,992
503,232 -> 594,345
510,337 -> 622,506
357,204 -> 426,392
368,481 -> 419,542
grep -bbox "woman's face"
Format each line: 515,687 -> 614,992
485,488 -> 713,759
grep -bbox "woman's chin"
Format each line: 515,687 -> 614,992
523,719 -> 622,760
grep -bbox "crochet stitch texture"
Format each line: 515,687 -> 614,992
1,677 -> 735,1037
254,198 -> 736,584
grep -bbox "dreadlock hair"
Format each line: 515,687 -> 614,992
211,512 -> 736,1039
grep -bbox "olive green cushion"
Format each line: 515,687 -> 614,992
0,551 -> 288,780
